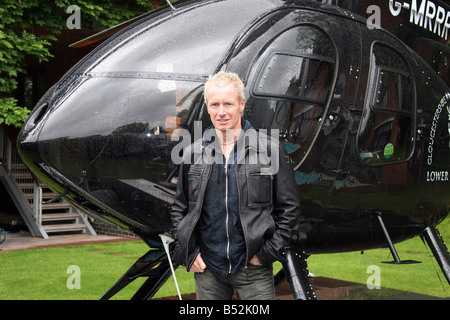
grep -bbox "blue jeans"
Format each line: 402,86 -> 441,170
194,264 -> 275,300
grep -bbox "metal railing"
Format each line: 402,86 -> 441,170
0,126 -> 43,224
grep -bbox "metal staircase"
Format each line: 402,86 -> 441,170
1,126 -> 96,238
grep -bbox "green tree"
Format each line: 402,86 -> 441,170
0,0 -> 157,127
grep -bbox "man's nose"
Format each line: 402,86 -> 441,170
217,104 -> 227,115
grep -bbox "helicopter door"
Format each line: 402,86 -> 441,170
219,9 -> 348,165
357,43 -> 416,166
241,23 -> 338,167
225,9 -> 363,206
323,28 -> 417,223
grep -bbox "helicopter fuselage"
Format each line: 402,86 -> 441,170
18,0 -> 450,256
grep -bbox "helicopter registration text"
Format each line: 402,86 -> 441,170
389,0 -> 450,40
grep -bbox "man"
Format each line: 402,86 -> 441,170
170,71 -> 300,300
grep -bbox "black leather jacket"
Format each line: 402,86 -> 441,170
170,125 -> 300,271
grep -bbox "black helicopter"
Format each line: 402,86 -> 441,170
18,0 -> 450,300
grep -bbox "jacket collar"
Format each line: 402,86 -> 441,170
201,119 -> 253,145
192,120 -> 271,163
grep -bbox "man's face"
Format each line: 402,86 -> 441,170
206,83 -> 245,134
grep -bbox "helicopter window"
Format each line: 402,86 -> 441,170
242,25 -> 336,167
244,97 -> 325,166
358,43 -> 415,165
254,52 -> 334,104
373,68 -> 413,112
249,51 -> 334,165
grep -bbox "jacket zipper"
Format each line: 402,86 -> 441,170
225,156 -> 232,274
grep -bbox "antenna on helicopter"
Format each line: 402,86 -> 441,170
165,0 -> 176,11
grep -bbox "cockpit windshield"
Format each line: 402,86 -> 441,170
88,0 -> 275,76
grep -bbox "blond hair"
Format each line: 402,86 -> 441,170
204,71 -> 245,103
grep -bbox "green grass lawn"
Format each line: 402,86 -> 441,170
0,240 -> 192,300
307,217 -> 450,299
0,218 -> 449,299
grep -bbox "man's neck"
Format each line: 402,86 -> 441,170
216,128 -> 242,159
216,128 -> 242,145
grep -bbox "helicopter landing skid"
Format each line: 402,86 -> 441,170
282,247 -> 317,300
421,226 -> 450,285
376,213 -> 422,264
99,248 -> 173,300
100,244 -> 318,300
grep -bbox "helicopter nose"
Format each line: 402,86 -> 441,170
17,74 -> 208,239
18,102 -> 51,167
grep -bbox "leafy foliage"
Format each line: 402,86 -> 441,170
0,0 -> 157,127
0,98 -> 30,127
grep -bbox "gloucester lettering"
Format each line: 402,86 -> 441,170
427,93 -> 450,165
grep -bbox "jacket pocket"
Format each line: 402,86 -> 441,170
187,164 -> 203,202
246,166 -> 273,207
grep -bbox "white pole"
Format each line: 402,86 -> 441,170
159,233 -> 182,300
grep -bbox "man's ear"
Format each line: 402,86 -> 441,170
240,98 -> 245,113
